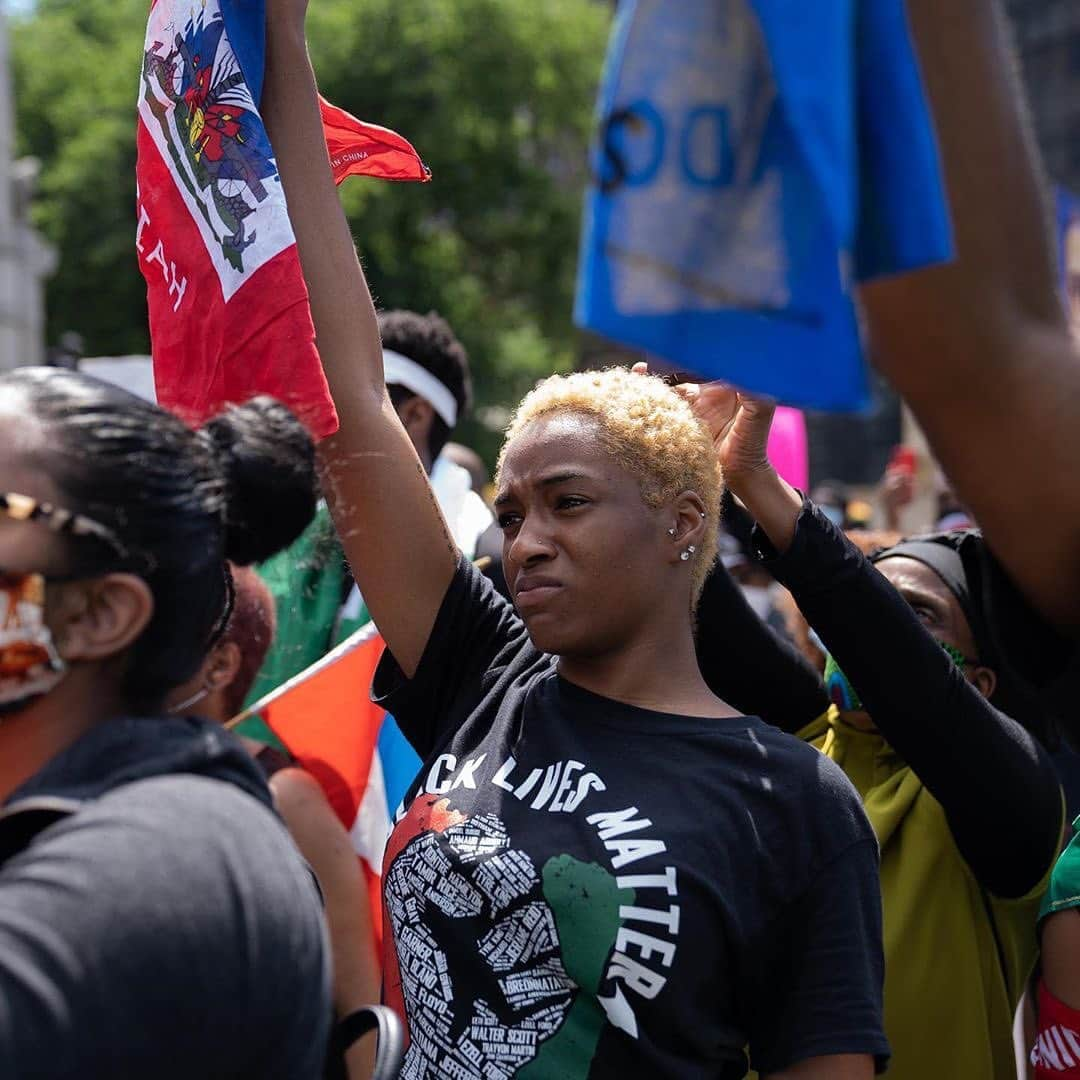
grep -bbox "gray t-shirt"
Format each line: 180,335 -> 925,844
0,718 -> 331,1078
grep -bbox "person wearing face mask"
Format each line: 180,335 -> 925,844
0,373 -> 331,1078
689,381 -> 1063,1080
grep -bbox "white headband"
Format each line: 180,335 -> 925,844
382,349 -> 459,428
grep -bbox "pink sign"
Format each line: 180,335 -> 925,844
768,406 -> 809,490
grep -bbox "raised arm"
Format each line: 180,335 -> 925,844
860,0 -> 1080,630
704,386 -> 1061,898
756,494 -> 1061,898
262,1 -> 457,674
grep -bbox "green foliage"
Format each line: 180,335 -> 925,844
11,0 -> 149,355
11,0 -> 610,458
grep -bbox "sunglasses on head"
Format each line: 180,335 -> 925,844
0,493 -> 230,649
0,491 -> 136,565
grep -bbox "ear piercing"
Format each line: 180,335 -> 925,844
672,515 -> 705,536
680,545 -> 697,562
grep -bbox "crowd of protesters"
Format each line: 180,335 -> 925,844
3,0 -> 1080,1078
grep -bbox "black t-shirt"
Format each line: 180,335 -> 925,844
374,559 -> 889,1079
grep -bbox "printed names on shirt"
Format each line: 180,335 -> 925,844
385,752 -> 682,1078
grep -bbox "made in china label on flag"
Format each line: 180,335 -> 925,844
136,0 -> 338,437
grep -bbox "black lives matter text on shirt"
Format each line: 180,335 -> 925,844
375,559 -> 890,1080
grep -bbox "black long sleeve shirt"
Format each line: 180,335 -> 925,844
696,499 -> 1062,899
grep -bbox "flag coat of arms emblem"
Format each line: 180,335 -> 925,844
137,0 -> 338,438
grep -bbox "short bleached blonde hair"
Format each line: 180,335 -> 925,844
497,367 -> 722,602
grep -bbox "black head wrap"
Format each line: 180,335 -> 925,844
872,529 -> 1073,748
872,539 -> 983,657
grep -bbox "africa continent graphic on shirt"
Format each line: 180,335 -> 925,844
384,794 -> 644,1079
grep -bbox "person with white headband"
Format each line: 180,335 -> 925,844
382,342 -> 461,450
240,309 -> 496,713
370,309 -> 494,572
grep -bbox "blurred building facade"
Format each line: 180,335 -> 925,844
1006,0 -> 1080,192
0,11 -> 55,371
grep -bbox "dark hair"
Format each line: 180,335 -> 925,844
220,565 -> 277,718
379,309 -> 471,460
5,368 -> 316,708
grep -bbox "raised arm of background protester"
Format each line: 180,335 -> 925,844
703,384 -> 1061,898
860,0 -> 1080,631
262,0 -> 457,675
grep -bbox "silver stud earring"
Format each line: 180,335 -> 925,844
680,545 -> 696,562
667,527 -> 677,537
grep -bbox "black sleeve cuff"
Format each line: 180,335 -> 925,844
752,496 -> 865,596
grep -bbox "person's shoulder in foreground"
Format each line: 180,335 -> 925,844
0,715 -> 332,1080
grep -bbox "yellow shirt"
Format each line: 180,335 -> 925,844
801,707 -> 1054,1080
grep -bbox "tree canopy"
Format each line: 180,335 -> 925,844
11,0 -> 610,457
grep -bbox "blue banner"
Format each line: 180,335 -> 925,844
1057,187 -> 1080,338
575,0 -> 953,411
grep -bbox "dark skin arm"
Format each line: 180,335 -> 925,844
765,1057 -> 872,1080
624,365 -> 828,728
271,769 -> 380,1080
861,0 -> 1080,630
1041,910 -> 1080,1012
262,0 -> 457,677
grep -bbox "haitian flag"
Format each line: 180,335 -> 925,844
320,98 -> 432,186
136,0 -> 429,439
231,621 -> 400,950
575,0 -> 954,411
1057,187 -> 1080,340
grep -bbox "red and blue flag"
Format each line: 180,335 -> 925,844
137,0 -> 428,439
231,623 -> 402,952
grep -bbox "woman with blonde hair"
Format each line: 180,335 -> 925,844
262,2 -> 888,1076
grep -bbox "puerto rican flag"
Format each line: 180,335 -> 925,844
136,0 -> 429,439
